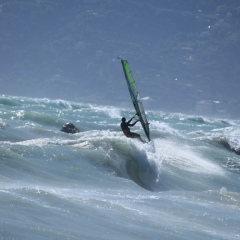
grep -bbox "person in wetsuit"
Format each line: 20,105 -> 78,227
120,115 -> 145,143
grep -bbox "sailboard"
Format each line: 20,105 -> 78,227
120,59 -> 151,142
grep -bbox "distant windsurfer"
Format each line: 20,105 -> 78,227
121,115 -> 146,143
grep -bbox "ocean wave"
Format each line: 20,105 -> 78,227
197,133 -> 240,156
1,95 -> 240,193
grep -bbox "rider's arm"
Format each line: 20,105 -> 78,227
127,113 -> 138,124
129,119 -> 139,127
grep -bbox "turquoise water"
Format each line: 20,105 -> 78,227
0,95 -> 240,240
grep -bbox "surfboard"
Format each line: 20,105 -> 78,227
120,59 -> 150,141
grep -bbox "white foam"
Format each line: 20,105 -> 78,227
151,138 -> 225,175
0,118 -> 7,127
90,105 -> 121,118
13,138 -> 55,147
211,126 -> 240,151
55,99 -> 73,109
150,120 -> 181,136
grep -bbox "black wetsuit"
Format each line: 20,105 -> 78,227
121,117 -> 145,143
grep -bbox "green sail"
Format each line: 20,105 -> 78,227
121,60 -> 150,141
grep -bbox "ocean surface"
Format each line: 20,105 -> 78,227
0,95 -> 240,240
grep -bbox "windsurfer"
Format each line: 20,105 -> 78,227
121,115 -> 146,143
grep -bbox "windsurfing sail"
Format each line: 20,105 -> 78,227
120,59 -> 150,141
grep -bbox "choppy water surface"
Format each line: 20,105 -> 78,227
0,95 -> 240,240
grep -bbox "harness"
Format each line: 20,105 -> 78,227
123,129 -> 130,137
